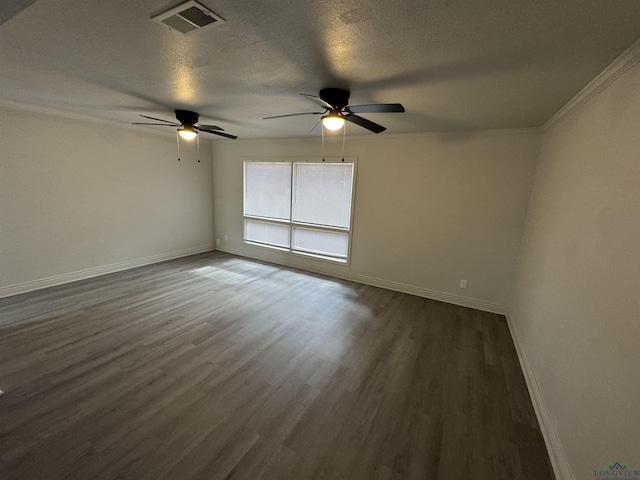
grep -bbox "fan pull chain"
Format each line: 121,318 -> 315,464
321,123 -> 325,161
176,131 -> 181,161
197,133 -> 201,163
341,122 -> 346,162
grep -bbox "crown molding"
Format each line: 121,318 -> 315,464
210,127 -> 542,146
543,37 -> 640,131
0,99 -> 213,142
0,99 -> 125,128
1,98 -> 541,143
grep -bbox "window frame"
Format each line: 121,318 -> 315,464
243,157 -> 357,265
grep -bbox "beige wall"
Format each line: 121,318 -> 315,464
510,55 -> 640,478
212,130 -> 540,312
0,105 -> 214,296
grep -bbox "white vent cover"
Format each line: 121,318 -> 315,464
151,1 -> 225,35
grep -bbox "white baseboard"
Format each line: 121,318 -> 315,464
0,245 -> 215,299
505,313 -> 574,480
340,270 -> 506,314
218,246 -> 507,315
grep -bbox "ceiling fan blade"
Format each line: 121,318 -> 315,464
198,128 -> 238,139
132,122 -> 176,126
308,119 -> 321,134
299,93 -> 333,110
263,112 -> 322,120
346,103 -> 405,114
139,114 -> 178,125
345,114 -> 386,133
195,124 -> 224,131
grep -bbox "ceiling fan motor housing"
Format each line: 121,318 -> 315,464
320,88 -> 350,109
175,109 -> 200,125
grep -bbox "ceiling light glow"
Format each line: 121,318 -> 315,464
178,126 -> 197,140
322,113 -> 345,131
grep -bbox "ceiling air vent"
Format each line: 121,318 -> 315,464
151,1 -> 225,35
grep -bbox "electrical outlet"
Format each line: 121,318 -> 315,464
216,238 -> 220,245
459,279 -> 467,289
224,234 -> 228,241
0,389 -> 4,396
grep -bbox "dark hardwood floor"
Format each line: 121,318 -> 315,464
0,252 -> 554,480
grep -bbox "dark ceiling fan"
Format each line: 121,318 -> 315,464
264,88 -> 405,133
133,110 -> 238,139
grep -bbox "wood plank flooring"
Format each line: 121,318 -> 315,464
0,252 -> 555,480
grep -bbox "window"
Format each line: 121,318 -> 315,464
244,160 -> 355,263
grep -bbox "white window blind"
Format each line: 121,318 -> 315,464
292,163 -> 353,228
245,219 -> 290,248
244,162 -> 291,220
243,160 -> 355,262
292,226 -> 349,258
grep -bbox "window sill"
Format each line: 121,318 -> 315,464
244,240 -> 349,265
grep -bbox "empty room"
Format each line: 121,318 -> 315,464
1,1 -> 639,479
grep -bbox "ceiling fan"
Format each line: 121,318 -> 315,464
264,88 -> 405,133
133,110 -> 238,139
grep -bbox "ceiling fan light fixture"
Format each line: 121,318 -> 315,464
322,113 -> 345,131
178,125 -> 197,140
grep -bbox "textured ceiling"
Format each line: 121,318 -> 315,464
1,0 -> 640,139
